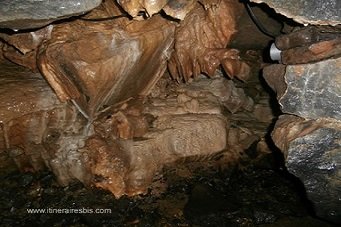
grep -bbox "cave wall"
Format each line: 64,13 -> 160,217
0,0 -> 340,223
263,27 -> 341,223
0,0 -> 266,198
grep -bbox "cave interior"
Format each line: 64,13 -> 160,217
0,0 -> 340,226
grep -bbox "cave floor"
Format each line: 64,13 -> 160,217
0,158 -> 334,227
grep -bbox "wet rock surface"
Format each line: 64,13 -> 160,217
0,0 -> 274,199
0,163 -> 334,226
38,15 -> 175,117
52,71 -> 271,198
168,0 -> 249,82
0,1 -> 340,225
0,58 -> 272,198
0,0 -> 102,30
0,62 -> 83,174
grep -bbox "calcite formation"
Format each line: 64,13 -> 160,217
0,63 -> 84,173
0,25 -> 54,71
38,15 -> 175,118
116,0 -> 208,20
168,0 -> 250,82
84,113 -> 229,197
90,0 -> 251,82
117,0 -> 169,18
0,0 -> 102,29
0,0 -> 273,197
2,2 -> 340,224
0,0 -> 251,119
0,62 -> 261,197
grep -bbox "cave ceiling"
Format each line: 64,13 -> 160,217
251,0 -> 341,26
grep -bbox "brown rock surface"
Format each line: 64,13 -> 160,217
0,0 -> 275,198
83,113 -> 229,197
81,75 -> 262,197
0,62 -> 84,173
116,0 -> 198,20
275,26 -> 341,50
281,38 -> 341,65
0,25 -> 53,71
1,61 -> 266,197
168,0 -> 250,82
118,0 -> 168,18
38,15 -> 175,118
163,0 -> 196,20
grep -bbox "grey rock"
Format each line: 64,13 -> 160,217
279,58 -> 341,120
268,43 -> 341,223
0,0 -> 102,30
286,123 -> 341,223
251,0 -> 341,26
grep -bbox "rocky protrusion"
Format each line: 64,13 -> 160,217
168,0 -> 250,82
251,0 -> 341,26
0,0 -> 102,30
272,116 -> 341,223
264,26 -> 341,223
265,58 -> 341,120
38,15 -> 175,118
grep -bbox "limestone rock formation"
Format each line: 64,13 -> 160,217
280,58 -> 340,119
0,62 -> 84,173
0,25 -> 54,71
38,16 -> 175,118
1,0 -> 249,119
116,0 -> 202,20
264,26 -> 341,223
272,116 -> 341,223
0,61 -> 261,197
0,0 -> 271,196
251,0 -> 341,26
0,0 -> 102,30
69,75 -> 263,197
168,0 -> 250,82
3,2 -> 340,221
84,113 -> 229,197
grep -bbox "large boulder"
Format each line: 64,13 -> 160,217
272,116 -> 341,223
264,26 -> 341,223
